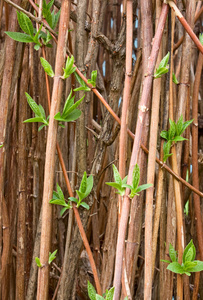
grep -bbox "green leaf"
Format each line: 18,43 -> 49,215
154,66 -> 169,79
0,144 -> 3,148
38,124 -> 46,131
56,184 -> 64,201
17,12 -> 34,37
96,295 -> 104,300
160,259 -> 171,264
47,0 -> 55,10
34,44 -> 41,51
199,33 -> 203,46
55,110 -> 82,123
74,72 -> 91,91
136,183 -> 153,193
33,23 -> 43,44
169,243 -> 177,262
163,153 -> 173,162
106,182 -> 123,189
84,175 -> 93,198
49,199 -> 66,206
63,56 -> 76,79
122,176 -> 128,184
183,261 -> 197,271
88,281 -> 96,300
132,164 -> 140,191
62,95 -> 85,119
68,197 -> 79,204
38,104 -> 46,120
23,117 -> 44,123
112,164 -> 122,186
172,136 -> 187,142
180,119 -> 194,135
169,119 -> 176,140
186,261 -> 203,272
159,52 -> 170,69
60,207 -> 69,216
79,172 -> 87,194
176,115 -> 183,136
160,130 -> 168,140
167,262 -> 184,274
40,57 -> 55,77
25,92 -> 42,116
172,72 -> 179,84
80,202 -> 90,210
106,287 -> 115,300
183,240 -> 196,264
122,184 -> 133,190
48,249 -> 57,264
184,272 -> 191,276
52,9 -> 61,29
5,31 -> 34,43
163,141 -> 172,162
35,257 -> 42,267
87,70 -> 97,87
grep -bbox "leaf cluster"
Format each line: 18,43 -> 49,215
49,184 -> 72,217
69,172 -> 93,210
161,240 -> 203,276
88,281 -> 115,300
5,12 -> 43,50
154,52 -> 170,79
54,89 -> 84,125
87,70 -> 97,87
23,93 -> 49,131
106,164 -> 152,198
63,56 -> 76,79
35,249 -> 57,268
42,0 -> 60,30
74,72 -> 91,92
160,115 -> 193,162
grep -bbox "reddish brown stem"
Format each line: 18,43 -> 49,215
192,53 -> 203,261
113,4 -> 169,300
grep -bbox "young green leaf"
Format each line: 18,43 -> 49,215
159,52 -> 170,69
172,136 -> 187,142
79,171 -> 87,194
88,281 -> 97,300
87,70 -> 97,87
105,287 -> 115,300
17,12 -> 34,37
25,93 -> 41,116
5,32 -> 34,43
160,130 -> 168,140
68,197 -> 78,204
35,257 -> 42,267
131,164 -> 140,191
96,295 -> 104,300
169,119 -> 176,140
49,199 -> 66,206
185,261 -> 203,273
33,23 -> 43,44
163,141 -> 172,162
167,262 -> 184,274
84,175 -> 93,198
80,202 -> 90,210
182,240 -> 196,264
48,249 -> 57,264
0,144 -> 3,149
63,56 -> 76,79
136,183 -> 153,193
74,72 -> 91,92
180,119 -> 194,135
172,72 -> 179,84
52,9 -> 61,29
56,184 -> 64,201
169,243 -> 177,262
154,67 -> 169,79
112,164 -> 122,186
62,95 -> 84,119
40,57 -> 55,77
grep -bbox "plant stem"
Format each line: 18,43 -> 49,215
113,4 -> 169,300
37,1 -> 71,299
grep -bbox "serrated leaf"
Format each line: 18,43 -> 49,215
169,243 -> 177,262
47,0 -> 54,10
132,164 -> 140,191
80,202 -> 90,210
169,119 -> 176,140
199,33 -> 203,46
183,240 -> 196,264
172,136 -> 187,142
176,115 -> 183,136
112,164 -> 122,186
56,184 -> 64,201
48,249 -> 57,264
106,287 -> 115,300
172,72 -> 179,84
5,31 -> 34,43
160,130 -> 168,140
35,257 -> 42,267
25,93 -> 41,115
17,12 -> 34,37
136,183 -> 153,193
40,57 -> 54,77
167,262 -> 184,274
87,281 -> 96,300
